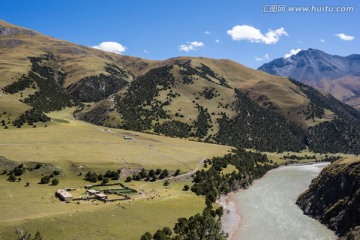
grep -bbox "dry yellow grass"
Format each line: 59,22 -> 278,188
187,57 -> 338,126
0,173 -> 204,240
322,157 -> 360,176
0,94 -> 30,123
113,56 -> 335,133
1,20 -> 337,132
319,76 -> 360,111
303,109 -> 336,127
0,19 -> 152,90
1,19 -> 351,240
220,164 -> 238,175
0,107 -> 231,239
0,108 -> 232,172
260,150 -> 356,165
333,157 -> 360,166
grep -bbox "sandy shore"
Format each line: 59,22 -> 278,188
219,192 -> 242,239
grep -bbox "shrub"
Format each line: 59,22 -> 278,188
34,163 -> 42,169
159,169 -> 169,179
98,174 -> 104,181
13,166 -> 25,176
139,169 -> 146,178
40,176 -> 50,184
153,229 -> 167,240
133,174 -> 141,181
162,227 -> 172,236
140,232 -> 152,240
148,169 -> 155,177
7,174 -> 17,182
112,172 -> 120,180
51,179 -> 59,186
101,177 -> 109,185
216,207 -> 224,217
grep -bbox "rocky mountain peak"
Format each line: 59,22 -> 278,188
258,49 -> 360,110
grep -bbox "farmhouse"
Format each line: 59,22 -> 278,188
56,189 -> 73,201
86,189 -> 100,195
95,193 -> 108,201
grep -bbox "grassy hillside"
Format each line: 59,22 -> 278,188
0,20 -> 154,88
0,108 -> 231,172
78,57 -> 360,154
0,108 -> 231,239
2,19 -> 360,155
0,20 -> 155,127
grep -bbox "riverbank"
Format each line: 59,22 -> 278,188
220,163 -> 337,240
219,193 -> 241,240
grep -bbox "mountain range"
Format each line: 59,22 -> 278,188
1,20 -> 360,154
258,49 -> 360,110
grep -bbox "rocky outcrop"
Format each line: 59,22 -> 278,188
0,25 -> 38,37
296,159 -> 360,239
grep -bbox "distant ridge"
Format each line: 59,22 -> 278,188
258,48 -> 360,110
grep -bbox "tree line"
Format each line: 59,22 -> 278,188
140,149 -> 275,240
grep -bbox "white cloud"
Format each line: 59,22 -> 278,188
144,50 -> 149,53
298,40 -> 303,44
335,33 -> 354,41
204,31 -> 211,35
215,39 -> 220,43
92,41 -> 126,54
227,25 -> 288,44
255,54 -> 270,62
179,41 -> 205,52
284,49 -> 302,58
191,41 -> 204,47
320,39 -> 325,43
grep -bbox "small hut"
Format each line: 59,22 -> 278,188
95,193 -> 108,201
56,189 -> 73,201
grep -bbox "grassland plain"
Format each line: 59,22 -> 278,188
0,109 -> 353,240
0,173 -> 205,240
0,108 -> 231,239
0,108 -> 232,172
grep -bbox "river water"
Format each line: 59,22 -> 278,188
221,163 -> 337,240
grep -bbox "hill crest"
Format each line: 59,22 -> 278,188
1,20 -> 360,154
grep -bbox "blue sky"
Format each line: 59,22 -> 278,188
1,0 -> 359,69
